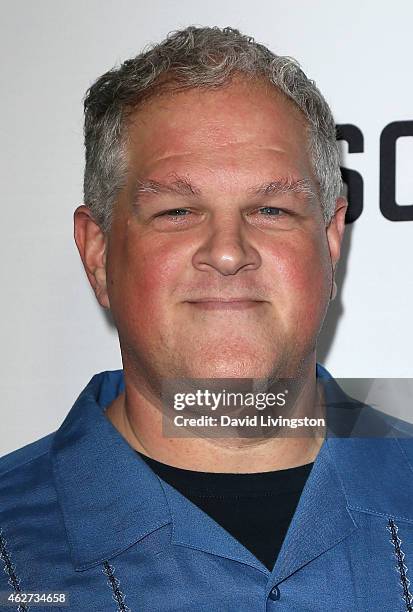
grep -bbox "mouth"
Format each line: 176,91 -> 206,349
185,298 -> 265,311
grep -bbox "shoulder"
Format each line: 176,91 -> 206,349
0,369 -> 124,482
0,431 -> 55,483
0,432 -> 62,547
316,363 -> 413,441
386,413 -> 413,465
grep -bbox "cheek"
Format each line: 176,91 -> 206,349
107,232 -> 184,328
137,237 -> 185,294
266,233 -> 331,313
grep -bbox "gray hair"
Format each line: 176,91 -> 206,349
83,26 -> 342,232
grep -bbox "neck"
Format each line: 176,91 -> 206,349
104,358 -> 326,474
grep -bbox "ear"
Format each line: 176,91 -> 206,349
73,205 -> 110,309
326,196 -> 348,269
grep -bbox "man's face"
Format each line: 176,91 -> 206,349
98,77 -> 345,382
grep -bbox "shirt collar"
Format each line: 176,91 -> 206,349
51,366 -> 413,573
51,371 -> 171,571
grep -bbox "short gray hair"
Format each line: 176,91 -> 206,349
83,26 -> 342,232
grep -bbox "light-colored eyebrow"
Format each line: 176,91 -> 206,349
132,174 -> 316,204
132,175 -> 201,203
250,177 -> 316,198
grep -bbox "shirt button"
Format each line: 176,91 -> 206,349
268,586 -> 280,601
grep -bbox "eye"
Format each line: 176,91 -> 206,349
151,207 -> 197,231
157,208 -> 191,218
257,206 -> 283,216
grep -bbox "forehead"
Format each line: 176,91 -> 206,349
124,76 -> 313,188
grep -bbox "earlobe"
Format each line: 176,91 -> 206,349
73,205 -> 110,309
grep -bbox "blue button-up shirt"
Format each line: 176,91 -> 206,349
1,365 -> 413,611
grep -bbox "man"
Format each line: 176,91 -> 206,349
1,26 -> 412,612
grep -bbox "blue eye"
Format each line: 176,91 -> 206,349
258,207 -> 282,216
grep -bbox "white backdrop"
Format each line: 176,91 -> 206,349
1,0 -> 412,456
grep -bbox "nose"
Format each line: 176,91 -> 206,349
192,212 -> 261,275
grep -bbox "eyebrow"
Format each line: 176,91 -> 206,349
132,174 -> 316,204
251,177 -> 316,198
132,176 -> 201,203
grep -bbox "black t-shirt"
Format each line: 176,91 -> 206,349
137,451 -> 313,571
